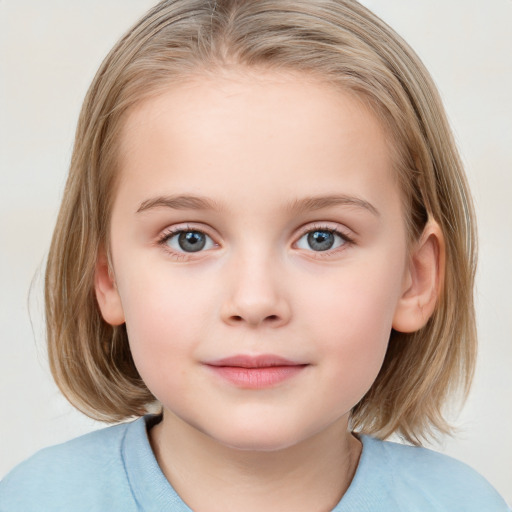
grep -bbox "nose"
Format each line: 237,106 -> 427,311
220,253 -> 291,328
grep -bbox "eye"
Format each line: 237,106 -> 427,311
163,230 -> 216,253
296,228 -> 348,252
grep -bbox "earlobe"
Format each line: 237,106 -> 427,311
94,247 -> 125,326
392,220 -> 445,333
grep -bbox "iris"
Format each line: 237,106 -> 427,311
308,230 -> 335,251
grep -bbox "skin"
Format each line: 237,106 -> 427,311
95,69 -> 442,512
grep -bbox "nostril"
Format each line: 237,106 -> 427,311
228,314 -> 280,325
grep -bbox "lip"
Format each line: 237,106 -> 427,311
205,354 -> 308,389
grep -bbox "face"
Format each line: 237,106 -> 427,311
102,70 -> 412,451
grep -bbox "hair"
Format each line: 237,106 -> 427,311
45,0 -> 477,445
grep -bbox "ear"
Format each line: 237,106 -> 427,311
94,246 -> 125,326
392,220 -> 445,333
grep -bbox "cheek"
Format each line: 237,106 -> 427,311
306,255 -> 404,337
302,253 -> 406,394
115,266 -> 214,381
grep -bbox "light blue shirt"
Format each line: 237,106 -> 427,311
0,415 -> 509,511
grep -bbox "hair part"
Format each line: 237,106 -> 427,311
45,0 -> 477,444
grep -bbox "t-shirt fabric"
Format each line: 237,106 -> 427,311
0,415 -> 509,511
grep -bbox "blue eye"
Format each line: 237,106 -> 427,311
164,230 -> 215,253
296,229 -> 347,252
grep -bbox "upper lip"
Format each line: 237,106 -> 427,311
205,355 -> 306,368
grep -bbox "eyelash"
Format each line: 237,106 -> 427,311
156,223 -> 354,260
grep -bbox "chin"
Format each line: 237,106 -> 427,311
219,436 -> 300,453
206,421 -> 316,453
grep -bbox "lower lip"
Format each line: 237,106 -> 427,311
206,365 -> 307,389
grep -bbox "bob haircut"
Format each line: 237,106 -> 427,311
45,0 -> 477,445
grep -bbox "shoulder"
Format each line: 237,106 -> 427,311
0,420 -> 139,512
360,435 -> 510,511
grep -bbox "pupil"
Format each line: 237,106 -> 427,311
178,231 -> 206,252
308,230 -> 334,251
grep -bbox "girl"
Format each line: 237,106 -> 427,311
1,0 -> 509,510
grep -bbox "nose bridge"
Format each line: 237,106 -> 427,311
221,243 -> 290,328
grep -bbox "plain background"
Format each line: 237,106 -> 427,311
1,0 -> 511,504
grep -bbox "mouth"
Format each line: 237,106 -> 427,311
205,354 -> 309,389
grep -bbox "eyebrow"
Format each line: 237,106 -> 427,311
287,195 -> 380,217
137,195 -> 222,213
136,193 -> 379,216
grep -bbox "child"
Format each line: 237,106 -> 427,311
1,0 -> 509,510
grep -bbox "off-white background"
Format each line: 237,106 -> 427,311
1,0 -> 511,504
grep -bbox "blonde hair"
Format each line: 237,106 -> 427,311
45,0 -> 477,444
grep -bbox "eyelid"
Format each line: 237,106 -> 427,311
294,222 -> 354,241
157,223 -> 211,240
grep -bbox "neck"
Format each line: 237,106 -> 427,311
149,411 -> 362,512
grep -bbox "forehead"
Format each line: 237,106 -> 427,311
115,69 -> 399,216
